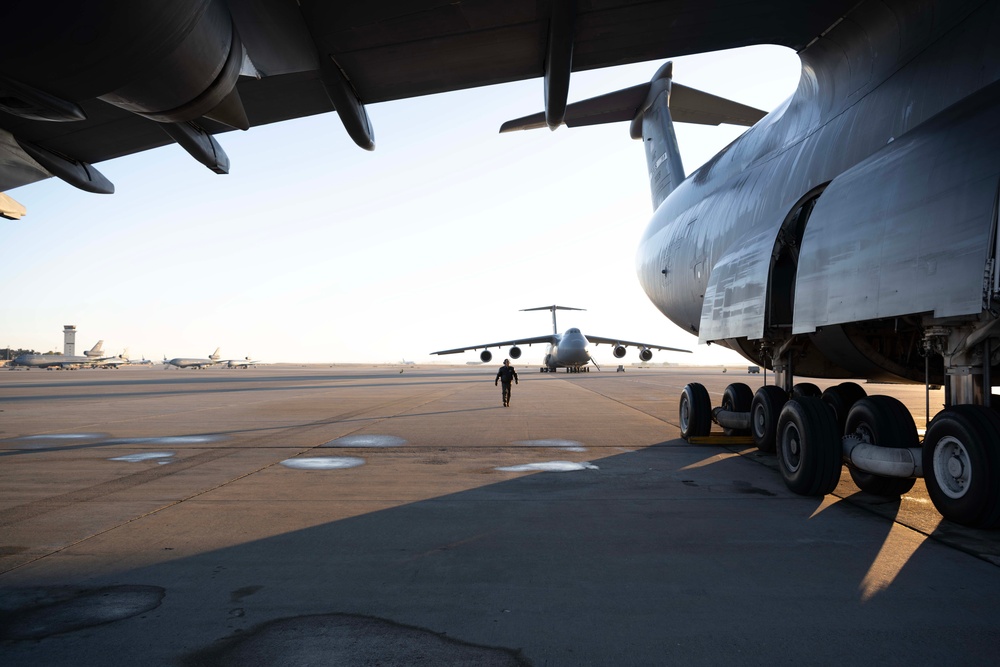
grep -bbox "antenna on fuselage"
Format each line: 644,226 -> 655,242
520,305 -> 586,334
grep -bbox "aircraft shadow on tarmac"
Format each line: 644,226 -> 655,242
3,444 -> 1000,665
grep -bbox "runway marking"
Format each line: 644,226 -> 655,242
9,432 -> 107,442
0,388 -> 462,574
105,435 -> 224,445
495,461 -> 599,472
280,457 -> 365,470
322,434 -> 407,448
513,439 -> 586,451
109,452 -> 175,463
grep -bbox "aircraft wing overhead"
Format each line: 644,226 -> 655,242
0,0 -> 858,195
585,335 -> 690,354
431,335 -> 557,356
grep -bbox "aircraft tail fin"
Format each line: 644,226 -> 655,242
210,347 -> 220,360
85,340 -> 105,357
520,305 -> 585,335
501,62 -> 765,210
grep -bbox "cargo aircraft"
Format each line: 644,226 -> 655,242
11,341 -> 115,369
93,349 -> 155,368
224,356 -> 260,369
499,1 -> 1000,526
3,0 -> 1000,525
432,305 -> 689,372
163,348 -> 223,369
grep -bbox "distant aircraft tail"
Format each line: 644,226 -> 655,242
210,347 -> 220,360
521,305 -> 585,334
85,340 -> 105,357
500,62 -> 765,210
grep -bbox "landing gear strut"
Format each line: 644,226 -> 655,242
675,325 -> 1000,527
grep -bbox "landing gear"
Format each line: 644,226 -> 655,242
750,386 -> 787,453
679,382 -> 711,439
776,397 -> 842,496
792,382 -> 821,398
923,405 -> 1000,528
844,396 -> 918,496
821,382 -> 867,435
720,383 -> 753,436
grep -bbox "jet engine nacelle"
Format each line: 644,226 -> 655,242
509,346 -> 522,359
480,350 -> 493,363
639,348 -> 653,362
612,345 -> 627,358
1,1 -> 250,131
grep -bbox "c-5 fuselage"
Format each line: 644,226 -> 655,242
541,328 -> 590,371
431,305 -> 687,370
505,0 -> 1000,388
502,0 -> 1000,527
631,0 -> 1000,386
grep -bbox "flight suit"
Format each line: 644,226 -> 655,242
495,363 -> 518,407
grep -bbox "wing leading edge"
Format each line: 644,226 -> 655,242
585,335 -> 690,354
431,335 -> 557,356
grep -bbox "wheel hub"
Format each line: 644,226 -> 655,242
781,423 -> 802,472
934,436 -> 971,499
753,406 -> 765,437
947,455 -> 965,478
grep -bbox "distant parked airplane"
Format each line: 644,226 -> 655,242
431,306 -> 689,372
223,357 -> 260,369
11,341 -> 115,369
163,348 -> 222,369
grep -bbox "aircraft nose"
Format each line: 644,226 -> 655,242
561,338 -> 590,361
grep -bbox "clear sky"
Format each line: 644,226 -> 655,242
1,45 -> 800,366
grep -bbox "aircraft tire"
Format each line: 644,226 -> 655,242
923,405 -> 1000,528
679,383 -> 711,440
822,382 -> 868,435
721,383 -> 753,436
776,397 -> 842,496
844,396 -> 918,496
750,386 -> 787,453
792,382 -> 822,398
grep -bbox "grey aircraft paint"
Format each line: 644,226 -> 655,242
431,305 -> 689,371
163,347 -> 222,369
500,0 -> 1000,527
11,340 -> 112,369
633,0 -> 1000,385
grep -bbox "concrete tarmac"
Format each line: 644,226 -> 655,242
1,364 -> 999,665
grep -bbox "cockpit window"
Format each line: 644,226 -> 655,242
567,328 -> 581,334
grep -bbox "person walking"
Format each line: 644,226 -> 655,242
495,358 -> 518,407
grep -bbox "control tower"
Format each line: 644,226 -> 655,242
63,325 -> 77,356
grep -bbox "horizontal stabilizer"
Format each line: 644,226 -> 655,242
670,84 -> 766,127
520,305 -> 586,312
501,85 -> 647,132
500,78 -> 765,133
